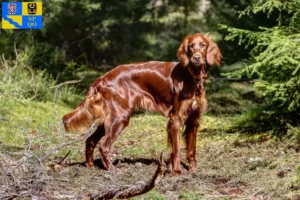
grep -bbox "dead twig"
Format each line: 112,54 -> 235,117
0,54 -> 9,71
0,192 -> 31,199
92,153 -> 167,200
13,32 -> 24,69
56,150 -> 71,165
40,122 -> 97,162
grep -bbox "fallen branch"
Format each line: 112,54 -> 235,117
40,122 -> 97,162
0,192 -> 31,200
56,150 -> 71,165
91,153 -> 167,200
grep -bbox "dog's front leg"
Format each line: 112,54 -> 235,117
184,110 -> 200,172
168,113 -> 181,175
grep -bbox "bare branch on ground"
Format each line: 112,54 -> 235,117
91,153 -> 167,200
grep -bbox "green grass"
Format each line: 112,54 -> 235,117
1,95 -> 300,199
117,114 -> 168,157
133,189 -> 167,200
1,86 -> 300,199
206,80 -> 261,116
2,43 -> 298,199
0,56 -> 83,162
0,96 -> 74,155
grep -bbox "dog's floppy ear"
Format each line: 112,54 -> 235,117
177,36 -> 190,67
204,35 -> 222,67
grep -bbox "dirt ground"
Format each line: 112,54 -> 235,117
45,140 -> 299,200
1,115 -> 300,199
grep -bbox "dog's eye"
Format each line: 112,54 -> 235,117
200,43 -> 206,48
189,44 -> 194,49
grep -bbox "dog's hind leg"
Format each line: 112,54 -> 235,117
85,125 -> 105,167
99,114 -> 130,171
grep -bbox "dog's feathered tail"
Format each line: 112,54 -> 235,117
62,86 -> 107,132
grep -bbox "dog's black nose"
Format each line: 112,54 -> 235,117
194,55 -> 200,61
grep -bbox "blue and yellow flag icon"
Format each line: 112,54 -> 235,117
2,2 -> 43,29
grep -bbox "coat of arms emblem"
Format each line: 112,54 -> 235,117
27,3 -> 37,15
7,3 -> 17,15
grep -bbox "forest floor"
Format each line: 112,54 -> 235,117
0,96 -> 300,200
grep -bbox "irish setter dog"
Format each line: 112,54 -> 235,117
62,33 -> 221,174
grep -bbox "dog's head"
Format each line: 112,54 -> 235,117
177,33 -> 222,68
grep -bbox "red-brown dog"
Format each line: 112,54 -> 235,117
62,33 -> 221,174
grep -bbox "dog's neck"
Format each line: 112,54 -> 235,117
187,64 -> 208,97
187,64 -> 208,82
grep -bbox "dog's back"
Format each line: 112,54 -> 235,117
63,61 -> 179,132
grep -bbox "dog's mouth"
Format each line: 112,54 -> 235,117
190,59 -> 205,67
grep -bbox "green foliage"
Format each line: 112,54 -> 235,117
178,190 -> 202,199
0,96 -> 72,150
1,0 -> 246,84
206,81 -> 260,115
132,189 -> 166,200
287,124 -> 300,142
296,165 -> 300,178
0,48 -> 81,106
228,108 -> 292,134
239,0 -> 300,25
220,0 -> 300,133
290,164 -> 300,190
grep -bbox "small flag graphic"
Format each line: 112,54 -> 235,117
2,2 -> 43,29
7,3 -> 17,15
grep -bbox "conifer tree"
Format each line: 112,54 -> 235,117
221,0 -> 300,132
